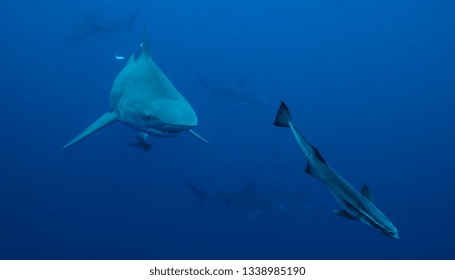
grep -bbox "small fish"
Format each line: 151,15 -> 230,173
115,54 -> 125,60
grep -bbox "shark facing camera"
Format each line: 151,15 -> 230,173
63,26 -> 208,150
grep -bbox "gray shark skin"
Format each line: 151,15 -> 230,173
63,27 -> 208,149
274,101 -> 398,239
186,181 -> 288,219
63,9 -> 141,42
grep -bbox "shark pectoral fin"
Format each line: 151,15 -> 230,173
62,112 -> 118,149
333,210 -> 356,220
186,180 -> 210,206
361,184 -> 375,204
188,129 -> 210,144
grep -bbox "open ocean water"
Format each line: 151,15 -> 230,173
0,0 -> 454,259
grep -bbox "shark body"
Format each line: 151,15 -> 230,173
274,101 -> 398,239
63,27 -> 207,149
186,181 -> 288,219
63,9 -> 141,42
198,76 -> 270,108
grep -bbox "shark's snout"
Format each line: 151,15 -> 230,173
155,100 -> 198,130
132,99 -> 198,137
388,230 -> 399,240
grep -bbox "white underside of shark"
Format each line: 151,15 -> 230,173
63,26 -> 208,149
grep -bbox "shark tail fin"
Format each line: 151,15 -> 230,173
274,101 -> 292,127
62,112 -> 118,149
186,180 -> 209,206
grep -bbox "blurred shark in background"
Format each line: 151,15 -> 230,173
186,180 -> 288,220
63,9 -> 141,42
198,76 -> 271,108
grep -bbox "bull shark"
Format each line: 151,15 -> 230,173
186,180 -> 288,220
274,101 -> 398,239
63,26 -> 208,149
63,9 -> 141,42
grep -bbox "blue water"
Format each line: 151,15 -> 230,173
1,0 -> 454,259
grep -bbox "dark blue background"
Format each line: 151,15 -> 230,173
1,0 -> 454,259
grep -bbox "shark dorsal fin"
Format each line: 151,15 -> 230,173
140,24 -> 151,58
361,184 -> 374,204
304,146 -> 326,178
312,146 -> 326,164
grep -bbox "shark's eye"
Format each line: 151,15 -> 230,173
144,114 -> 151,121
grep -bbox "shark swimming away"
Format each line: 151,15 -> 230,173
274,101 -> 398,239
63,26 -> 208,149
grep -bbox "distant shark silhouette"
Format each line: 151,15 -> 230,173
198,76 -> 270,108
63,26 -> 208,149
63,9 -> 141,42
186,180 -> 288,220
274,101 -> 398,239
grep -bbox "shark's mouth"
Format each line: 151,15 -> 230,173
139,125 -> 192,138
148,129 -> 180,137
125,119 -> 195,137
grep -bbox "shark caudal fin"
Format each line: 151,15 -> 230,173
274,101 -> 292,127
186,180 -> 210,206
62,112 -> 118,149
